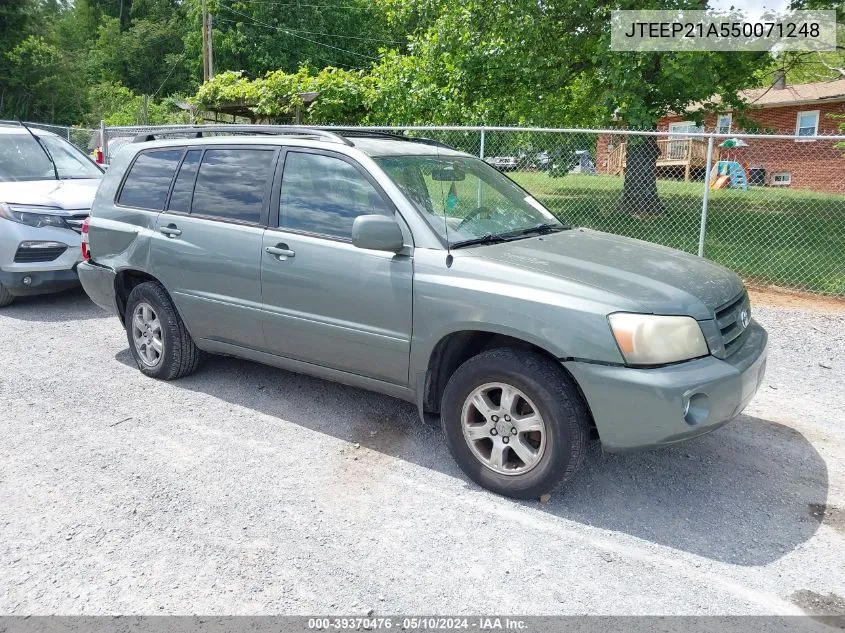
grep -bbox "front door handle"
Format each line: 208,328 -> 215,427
159,224 -> 182,238
265,244 -> 295,259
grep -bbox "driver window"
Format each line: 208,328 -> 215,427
280,151 -> 392,239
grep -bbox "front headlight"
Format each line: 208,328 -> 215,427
0,203 -> 68,229
608,313 -> 710,366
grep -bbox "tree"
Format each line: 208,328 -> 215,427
206,0 -> 400,77
373,0 -> 772,213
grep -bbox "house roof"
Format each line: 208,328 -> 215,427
740,78 -> 845,107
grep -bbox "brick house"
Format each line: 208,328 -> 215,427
596,78 -> 845,192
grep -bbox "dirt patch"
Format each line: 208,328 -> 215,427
808,503 -> 845,535
747,285 -> 845,313
791,589 -> 845,622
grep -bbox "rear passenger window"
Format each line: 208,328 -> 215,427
118,149 -> 182,210
167,150 -> 201,213
280,151 -> 392,239
191,149 -> 275,224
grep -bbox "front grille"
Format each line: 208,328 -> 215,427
64,213 -> 88,234
14,245 -> 68,263
715,290 -> 751,357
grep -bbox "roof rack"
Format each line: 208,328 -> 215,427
320,128 -> 455,150
132,125 -> 354,146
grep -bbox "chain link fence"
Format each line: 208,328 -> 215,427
55,122 -> 845,297
16,122 -> 99,154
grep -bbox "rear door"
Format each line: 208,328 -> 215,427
150,145 -> 278,350
260,148 -> 413,386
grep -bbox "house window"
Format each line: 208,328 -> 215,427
716,114 -> 732,134
771,172 -> 792,186
795,110 -> 819,138
668,121 -> 703,137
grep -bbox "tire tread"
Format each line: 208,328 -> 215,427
125,281 -> 201,380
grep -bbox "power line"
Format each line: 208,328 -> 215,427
150,51 -> 188,99
230,0 -> 375,10
214,16 -> 364,69
237,21 -> 404,45
223,6 -> 380,61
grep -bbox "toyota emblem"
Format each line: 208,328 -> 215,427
739,309 -> 750,330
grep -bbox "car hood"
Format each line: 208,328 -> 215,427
465,228 -> 743,319
0,179 -> 100,211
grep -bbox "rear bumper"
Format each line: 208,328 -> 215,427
77,260 -> 118,314
0,268 -> 80,296
564,320 -> 768,452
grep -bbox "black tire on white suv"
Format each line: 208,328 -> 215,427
0,283 -> 14,308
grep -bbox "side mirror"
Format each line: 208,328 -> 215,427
352,215 -> 405,253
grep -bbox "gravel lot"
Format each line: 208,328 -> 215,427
1,288 -> 843,616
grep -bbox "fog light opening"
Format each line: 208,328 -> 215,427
683,393 -> 710,426
22,276 -> 32,286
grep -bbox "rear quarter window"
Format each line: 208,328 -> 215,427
117,149 -> 183,210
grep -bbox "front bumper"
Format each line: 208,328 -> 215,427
0,267 -> 80,296
564,320 -> 768,452
0,217 -> 83,296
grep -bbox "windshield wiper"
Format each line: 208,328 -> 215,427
512,222 -> 568,237
19,120 -> 59,181
450,233 -> 510,249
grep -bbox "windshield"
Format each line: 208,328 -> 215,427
375,154 -> 566,246
0,133 -> 103,182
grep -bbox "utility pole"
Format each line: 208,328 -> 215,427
201,0 -> 213,82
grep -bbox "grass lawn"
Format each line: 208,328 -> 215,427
510,172 -> 845,296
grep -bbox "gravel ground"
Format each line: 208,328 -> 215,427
0,288 -> 843,616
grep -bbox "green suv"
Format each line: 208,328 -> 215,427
78,126 -> 768,499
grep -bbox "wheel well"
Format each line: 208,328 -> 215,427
423,332 -> 553,416
422,330 -> 598,437
114,269 -> 159,323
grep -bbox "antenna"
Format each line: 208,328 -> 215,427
20,121 -> 59,181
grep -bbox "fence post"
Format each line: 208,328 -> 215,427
100,120 -> 108,162
477,129 -> 486,207
698,134 -> 715,257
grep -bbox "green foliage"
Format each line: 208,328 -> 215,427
193,67 -> 375,123
88,81 -> 192,125
2,35 -> 89,123
372,0 -> 772,129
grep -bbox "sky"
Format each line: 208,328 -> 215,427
708,0 -> 793,17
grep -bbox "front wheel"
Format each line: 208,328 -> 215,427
0,283 -> 14,307
124,281 -> 202,380
441,348 -> 589,499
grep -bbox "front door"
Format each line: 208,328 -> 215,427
151,146 -> 278,350
260,149 -> 413,386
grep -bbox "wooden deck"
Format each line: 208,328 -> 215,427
608,138 -> 717,181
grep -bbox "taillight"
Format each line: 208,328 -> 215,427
81,217 -> 90,261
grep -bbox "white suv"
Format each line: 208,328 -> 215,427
0,124 -> 103,306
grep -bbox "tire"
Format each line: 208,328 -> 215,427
441,348 -> 589,499
124,281 -> 201,380
0,283 -> 13,307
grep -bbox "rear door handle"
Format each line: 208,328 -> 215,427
159,225 -> 182,238
265,245 -> 295,259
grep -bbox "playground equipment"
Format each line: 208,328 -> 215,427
709,160 -> 748,190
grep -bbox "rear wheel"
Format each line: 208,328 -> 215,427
0,283 -> 13,307
441,348 -> 589,499
124,281 -> 201,380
